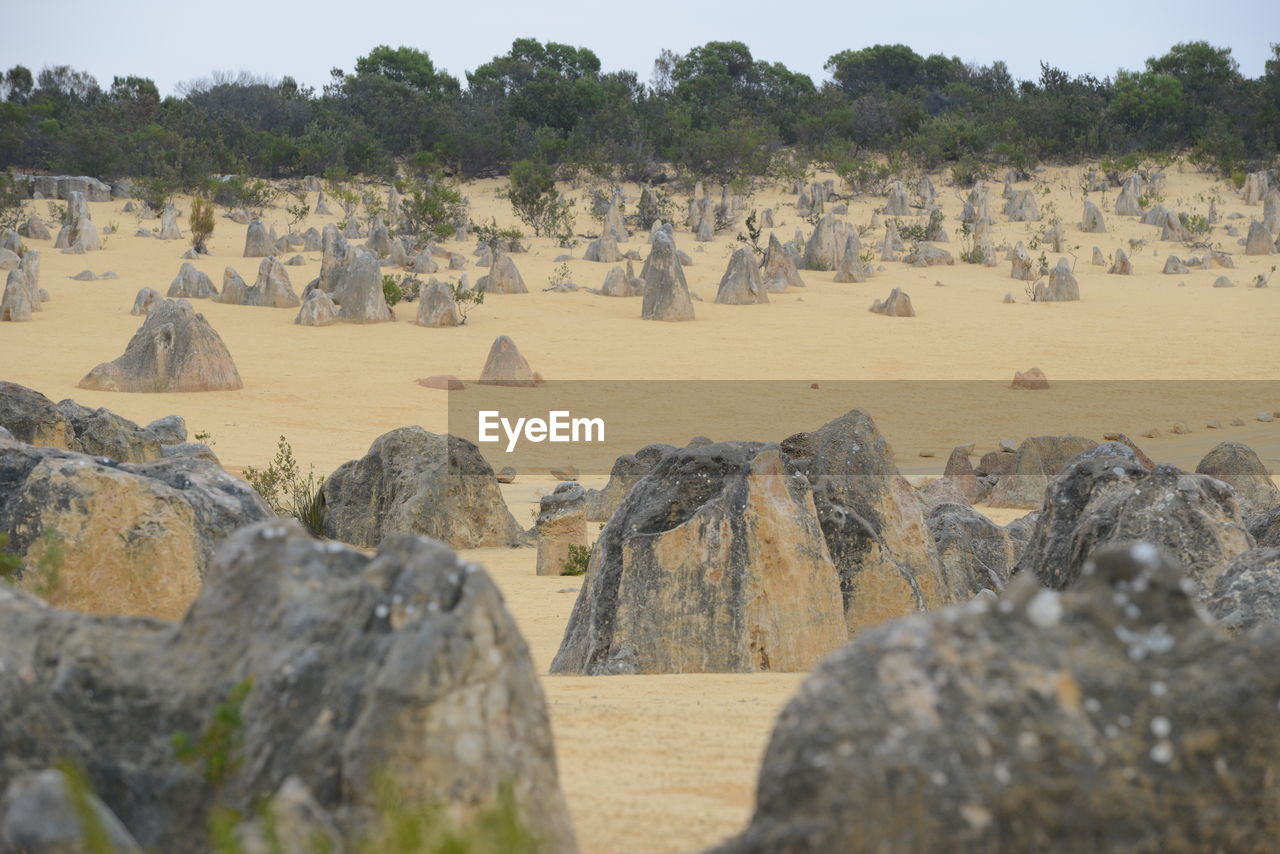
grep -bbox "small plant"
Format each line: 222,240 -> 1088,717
890,217 -> 929,244
382,273 -> 403,307
633,187 -> 674,230
285,193 -> 310,231
193,429 -> 215,445
1181,212 -> 1211,236
398,275 -> 423,302
172,677 -> 253,790
133,174 -> 178,214
736,209 -> 763,258
562,543 -> 591,576
505,159 -> 575,239
190,196 -> 215,254
471,218 -> 525,257
547,262 -> 572,289
452,281 -> 485,324
48,200 -> 67,223
400,174 -> 466,242
214,175 -> 277,214
242,435 -> 324,535
0,532 -> 20,582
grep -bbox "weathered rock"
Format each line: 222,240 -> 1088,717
0,768 -> 143,853
53,399 -> 162,462
868,288 -> 914,316
1080,199 -> 1106,233
926,501 -> 1017,596
1159,209 -> 1190,242
1003,189 -> 1040,221
640,231 -> 694,321
960,182 -> 991,224
941,446 -> 980,503
902,242 -> 952,267
802,215 -> 853,271
1245,219 -> 1273,255
1107,248 -> 1132,275
365,221 -> 393,257
126,286 -> 162,317
1195,441 -> 1279,514
789,410 -> 948,633
1011,366 -> 1049,389
1206,546 -> 1280,632
1033,258 -> 1080,301
833,236 -> 868,282
1014,450 -> 1252,592
582,444 -> 676,522
551,442 -> 847,674
760,233 -> 804,291
599,265 -> 640,297
0,383 -> 73,448
322,427 -> 523,549
144,414 -> 187,445
1243,170 -> 1269,205
707,543 -> 1280,854
714,247 -> 768,304
218,258 -> 299,308
884,181 -> 911,216
0,270 -> 33,321
166,262 -> 217,299
333,250 -> 393,323
1213,275 -> 1235,288
1162,254 -> 1189,274
987,434 -> 1097,508
477,335 -> 538,386
583,234 -> 622,263
475,252 -> 526,295
1115,174 -> 1144,216
17,215 -> 51,241
157,204 -> 181,240
0,520 -> 578,853
293,288 -> 338,326
415,279 -> 462,327
78,299 -> 244,393
243,220 -> 274,257
52,192 -> 100,252
536,483 -> 588,577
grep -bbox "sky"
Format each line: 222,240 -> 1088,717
1,0 -> 1274,97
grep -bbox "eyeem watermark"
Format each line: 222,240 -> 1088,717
478,410 -> 606,453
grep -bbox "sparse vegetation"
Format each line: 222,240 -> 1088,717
735,209 -> 763,257
189,195 -> 215,253
382,273 -> 403,306
0,169 -> 26,230
452,281 -> 485,324
242,436 -> 325,536
562,543 -> 591,576
285,192 -> 310,230
171,677 -> 253,789
506,159 -> 575,239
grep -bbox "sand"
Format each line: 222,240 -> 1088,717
1,162 -> 1277,853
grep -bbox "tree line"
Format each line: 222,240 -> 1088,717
1,39 -> 1276,189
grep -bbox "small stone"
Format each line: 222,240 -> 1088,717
497,466 -> 517,484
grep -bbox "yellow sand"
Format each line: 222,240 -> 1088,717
1,162 -> 1277,853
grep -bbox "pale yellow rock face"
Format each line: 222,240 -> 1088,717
15,459 -> 201,620
537,515 -> 587,576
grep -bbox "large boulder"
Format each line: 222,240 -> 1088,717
17,215 -> 52,241
321,426 -> 524,550
0,382 -> 74,449
706,543 -> 1280,854
0,383 -> 181,462
78,299 -> 244,393
1245,219 -> 1273,255
1014,449 -> 1253,593
1003,188 -> 1040,221
1080,199 -> 1106,233
1207,546 -> 1280,632
583,234 -> 623,263
477,335 -> 538,386
52,399 -> 161,462
833,236 -> 868,282
477,252 -> 528,294
166,262 -> 218,299
52,191 -> 100,252
788,410 -> 948,633
0,269 -> 33,321
415,279 -> 462,327
1032,258 -> 1080,301
242,219 -> 274,257
0,520 -> 578,853
550,442 -> 847,675
1115,174 -> 1144,216
926,501 -> 1018,596
801,214 -> 852,271
760,233 -> 804,291
333,250 -> 393,322
293,288 -> 337,326
583,443 -> 676,521
1195,441 -> 1279,514
714,247 -> 768,304
640,231 -> 694,321
217,258 -> 299,308
987,434 -> 1097,508
0,436 -> 270,618
883,181 -> 911,216
535,482 -> 588,576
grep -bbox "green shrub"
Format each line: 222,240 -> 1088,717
190,196 -> 215,253
0,170 -> 27,231
0,533 -> 21,582
382,273 -> 403,307
562,543 -> 591,576
242,436 -> 325,535
506,160 -> 575,239
400,174 -> 466,242
133,174 -> 178,213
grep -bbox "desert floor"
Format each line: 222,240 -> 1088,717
1,162 -> 1277,852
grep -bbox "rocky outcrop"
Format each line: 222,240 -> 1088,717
583,443 -> 676,521
130,286 -> 162,316
1245,219 -> 1273,255
641,231 -> 694,321
536,482 -> 587,576
551,442 -> 847,674
0,269 -> 33,321
333,249 -> 393,322
802,215 -> 853,271
1107,247 -> 1132,275
1207,546 -> 1280,632
883,181 -> 911,216
0,768 -> 143,853
293,288 -> 337,326
1115,174 -> 1143,216
1195,441 -> 1279,514
478,335 -> 538,386
1003,189 -> 1040,221
17,215 -> 51,241
1033,258 -> 1080,301
477,252 -> 528,294
321,427 -> 524,549
868,287 -> 914,316
415,279 -> 462,326
0,383 -> 183,462
926,501 -> 1018,597
583,234 -> 623,263
706,543 -> 1280,854
1011,366 -> 1049,389
0,436 -> 270,617
986,434 -> 1097,508
1080,199 -> 1106,232
1013,448 -> 1252,592
902,242 -> 952,266
0,520 -> 578,853
714,247 -> 768,304
217,258 -> 299,308
760,233 -> 804,291
78,299 -> 244,393
52,192 -> 100,252
166,262 -> 218,299
243,219 -> 274,257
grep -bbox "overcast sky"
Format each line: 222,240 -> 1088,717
2,0 -> 1274,97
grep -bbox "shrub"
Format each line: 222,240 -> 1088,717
133,174 -> 178,213
399,174 -> 466,242
285,193 -> 310,230
0,532 -> 21,582
452,281 -> 485,324
0,170 -> 26,231
736,209 -> 763,257
242,436 -> 325,535
214,175 -> 277,213
562,543 -> 590,576
382,273 -> 403,306
506,159 -> 575,239
189,196 -> 215,253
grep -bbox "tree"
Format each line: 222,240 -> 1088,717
506,159 -> 574,238
825,45 -> 925,96
3,66 -> 33,104
352,45 -> 459,99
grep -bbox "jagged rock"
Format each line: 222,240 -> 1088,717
52,399 -> 161,462
1011,366 -> 1049,389
640,231 -> 695,321
1033,258 -> 1080,301
218,258 -> 299,308
714,247 -> 768,304
1014,449 -> 1252,592
1003,189 -> 1040,221
129,286 -> 163,316
0,520 -> 577,853
52,191 -> 100,252
834,236 -> 868,282
1207,546 -> 1280,632
1159,209 -> 1190,242
707,543 -> 1280,854
157,204 -> 181,240
1091,246 -> 1106,265
300,226 -> 322,252
166,261 -> 217,299
803,215 -> 853,271
1245,219 -> 1273,255
478,335 -> 538,386
1009,242 -> 1035,280
242,220 -> 274,257
868,287 -> 914,316
0,383 -> 73,448
884,181 -> 911,216
364,221 -> 393,257
415,279 -> 462,327
760,233 -> 803,291
926,502 -> 1018,596
786,410 -> 947,633
583,234 -> 623,263
0,437 -> 270,617
78,299 -> 243,392
902,242 -> 952,267
143,414 -> 186,445
603,198 -> 628,242
1263,188 -> 1280,234
1115,174 -> 1144,216
1209,249 -> 1234,268
1043,221 -> 1066,252
536,482 -> 587,576
1195,441 -> 1279,514
1162,255 -> 1189,274
1080,199 -> 1106,233
960,183 -> 991,224
0,270 -> 33,321
17,215 -> 51,241
408,249 -> 438,274
1243,170 -> 1269,205
477,252 -> 528,294
322,427 -> 524,549
582,443 -> 676,522
333,250 -> 393,322
599,265 -> 640,297
551,442 -> 847,674
1107,248 -> 1132,275
987,434 -> 1097,508
0,768 -> 143,853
